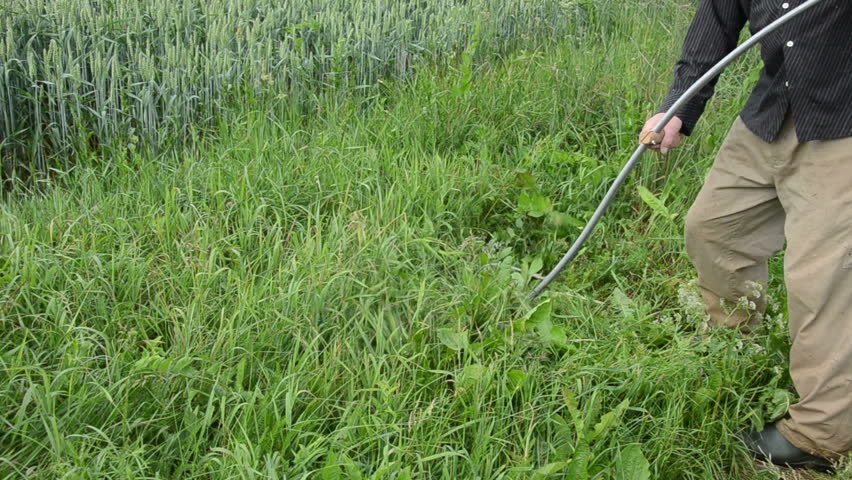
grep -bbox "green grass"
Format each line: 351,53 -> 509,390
1,1 -> 848,479
0,0 -> 579,177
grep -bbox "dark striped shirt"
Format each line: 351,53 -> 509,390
660,0 -> 852,143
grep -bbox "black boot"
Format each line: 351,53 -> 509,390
743,422 -> 835,472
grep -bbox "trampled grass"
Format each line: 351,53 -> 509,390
1,1 -> 847,479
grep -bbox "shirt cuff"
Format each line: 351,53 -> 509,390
658,92 -> 707,136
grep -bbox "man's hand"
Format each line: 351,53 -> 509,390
640,113 -> 683,154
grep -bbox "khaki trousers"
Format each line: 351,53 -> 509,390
685,115 -> 852,459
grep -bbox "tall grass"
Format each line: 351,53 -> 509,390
3,0 -> 840,478
0,0 -> 584,180
3,0 -> 829,477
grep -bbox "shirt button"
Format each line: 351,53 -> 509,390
785,81 -> 790,87
782,2 -> 790,8
786,41 -> 795,47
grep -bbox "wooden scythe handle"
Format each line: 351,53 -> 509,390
639,130 -> 665,146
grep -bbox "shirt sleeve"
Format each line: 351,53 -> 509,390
659,0 -> 748,135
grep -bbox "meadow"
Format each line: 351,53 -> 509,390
1,0 -> 847,478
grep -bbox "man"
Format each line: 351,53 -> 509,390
639,0 -> 852,471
